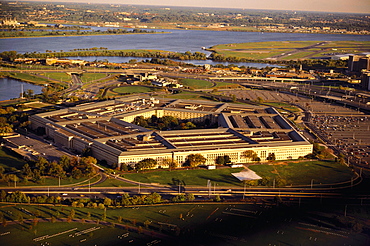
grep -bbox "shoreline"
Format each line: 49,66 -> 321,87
0,31 -> 170,40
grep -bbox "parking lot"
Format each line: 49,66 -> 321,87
3,134 -> 73,162
221,87 -> 370,167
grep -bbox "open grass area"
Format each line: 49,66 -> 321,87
21,102 -> 54,109
121,168 -> 245,187
0,220 -> 152,246
81,73 -> 108,83
0,202 -> 369,246
263,102 -> 301,113
93,177 -> 136,187
281,51 -> 317,60
112,86 -> 155,94
249,160 -> 354,186
213,81 -> 242,89
210,41 -> 370,61
41,72 -> 71,83
0,174 -> 101,188
2,72 -> 50,85
0,147 -> 26,170
121,160 -> 354,188
180,79 -> 213,89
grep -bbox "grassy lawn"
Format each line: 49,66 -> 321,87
249,160 -> 354,186
121,160 -> 354,188
0,175 -> 101,188
0,203 -> 369,246
93,177 -> 136,187
281,52 -> 318,60
21,102 -> 54,109
210,41 -> 370,60
81,73 -> 108,83
3,72 -> 50,85
112,86 -> 155,94
121,168 -> 245,187
0,220 -> 151,246
180,79 -> 213,89
213,81 -> 242,89
41,72 -> 71,83
0,147 -> 27,170
264,102 -> 301,113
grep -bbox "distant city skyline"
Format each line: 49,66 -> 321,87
8,0 -> 370,14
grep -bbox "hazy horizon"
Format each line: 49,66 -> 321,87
6,0 -> 370,14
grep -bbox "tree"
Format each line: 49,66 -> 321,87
266,153 -> 276,162
243,150 -> 259,162
69,209 -> 75,219
215,155 -> 231,165
215,156 -> 225,165
184,154 -> 206,167
22,163 -> 33,178
135,158 -> 157,171
185,193 -> 195,201
162,157 -> 178,170
103,198 -> 112,206
7,174 -> 19,187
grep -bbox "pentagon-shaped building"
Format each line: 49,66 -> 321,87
30,96 -> 313,168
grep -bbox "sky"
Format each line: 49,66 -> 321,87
11,0 -> 370,14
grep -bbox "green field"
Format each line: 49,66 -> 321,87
264,102 -> 301,113
112,86 -> 155,94
0,221 -> 152,246
249,160 -> 354,186
122,168 -> 245,187
213,81 -> 242,89
2,72 -> 50,85
0,202 -> 369,246
180,79 -> 213,89
81,73 -> 108,83
42,72 -> 72,83
93,177 -> 136,187
122,160 -> 354,188
210,40 -> 370,60
0,173 -> 101,188
0,147 -> 26,170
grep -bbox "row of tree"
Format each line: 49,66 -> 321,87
0,155 -> 98,186
133,115 -> 198,131
209,52 -> 348,69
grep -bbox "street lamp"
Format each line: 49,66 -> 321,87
311,179 -> 314,189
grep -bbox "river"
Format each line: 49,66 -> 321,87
0,78 -> 43,101
0,29 -> 369,101
1,29 -> 369,54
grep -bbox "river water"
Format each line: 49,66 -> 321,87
0,29 -> 369,101
0,78 -> 43,101
1,29 -> 369,54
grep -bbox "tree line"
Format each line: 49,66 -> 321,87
0,155 -> 98,186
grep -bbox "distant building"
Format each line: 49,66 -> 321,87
348,55 -> 370,72
1,18 -> 18,26
45,58 -> 86,66
360,72 -> 370,91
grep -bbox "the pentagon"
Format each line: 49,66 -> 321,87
30,96 -> 313,167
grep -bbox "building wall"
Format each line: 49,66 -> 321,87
115,144 -> 313,167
